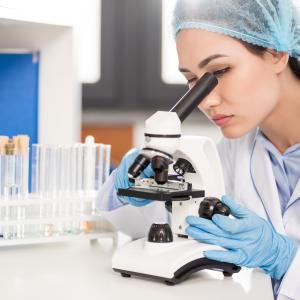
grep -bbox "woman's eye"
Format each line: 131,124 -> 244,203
213,67 -> 231,77
187,78 -> 197,86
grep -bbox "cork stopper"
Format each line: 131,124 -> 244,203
17,135 -> 30,155
12,136 -> 20,155
0,136 -> 9,155
5,140 -> 16,155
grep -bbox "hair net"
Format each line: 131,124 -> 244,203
172,0 -> 300,59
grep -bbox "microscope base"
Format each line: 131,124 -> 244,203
112,237 -> 241,285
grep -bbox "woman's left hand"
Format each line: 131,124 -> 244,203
186,195 -> 298,280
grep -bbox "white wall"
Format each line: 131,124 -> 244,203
0,22 -> 81,144
0,0 -> 101,83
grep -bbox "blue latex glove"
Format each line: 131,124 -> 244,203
114,149 -> 154,207
186,195 -> 298,280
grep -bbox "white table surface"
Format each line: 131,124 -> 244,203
0,239 -> 274,300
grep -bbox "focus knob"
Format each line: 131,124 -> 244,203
199,197 -> 230,220
148,223 -> 173,243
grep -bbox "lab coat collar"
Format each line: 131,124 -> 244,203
287,179 -> 300,209
250,140 -> 285,234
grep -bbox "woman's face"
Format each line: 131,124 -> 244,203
176,29 -> 282,138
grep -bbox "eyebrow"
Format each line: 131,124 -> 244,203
179,54 -> 229,73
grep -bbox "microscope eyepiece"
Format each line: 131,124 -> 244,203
170,73 -> 218,123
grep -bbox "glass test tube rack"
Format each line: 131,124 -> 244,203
0,138 -> 114,247
0,192 -> 116,246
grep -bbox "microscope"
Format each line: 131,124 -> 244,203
112,73 -> 241,285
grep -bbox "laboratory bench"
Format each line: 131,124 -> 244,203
0,239 -> 274,300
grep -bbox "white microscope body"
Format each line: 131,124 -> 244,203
112,74 -> 240,284
112,111 -> 240,285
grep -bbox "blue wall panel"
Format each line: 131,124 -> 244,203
0,51 -> 39,144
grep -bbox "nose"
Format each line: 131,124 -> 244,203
198,90 -> 222,111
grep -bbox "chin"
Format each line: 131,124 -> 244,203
221,125 -> 252,139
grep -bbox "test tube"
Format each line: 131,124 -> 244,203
0,136 -> 8,239
76,143 -> 86,232
0,155 -> 2,200
32,144 -> 47,236
104,144 -> 111,184
14,135 -> 30,239
70,146 -> 77,195
96,144 -> 111,188
0,155 -> 3,216
70,145 -> 80,234
3,140 -> 17,239
39,145 -> 47,198
45,146 -> 58,219
31,144 -> 40,195
0,154 -> 2,227
0,136 -> 9,200
94,144 -> 110,214
3,141 -> 17,199
58,145 -> 73,234
66,145 -> 73,234
14,150 -> 23,239
18,135 -> 30,196
83,136 -> 96,195
75,144 -> 83,195
59,145 -> 72,197
81,136 -> 96,233
96,144 -> 104,191
30,144 -> 39,237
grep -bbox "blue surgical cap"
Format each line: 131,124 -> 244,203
172,0 -> 300,59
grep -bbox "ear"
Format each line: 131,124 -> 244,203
264,50 -> 289,74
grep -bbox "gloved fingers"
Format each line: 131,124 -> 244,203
212,214 -> 250,234
118,196 -> 152,207
204,249 -> 241,266
186,226 -> 240,249
128,197 -> 153,207
115,148 -> 139,185
124,148 -> 140,161
186,216 -> 228,237
221,195 -> 250,218
119,148 -> 140,169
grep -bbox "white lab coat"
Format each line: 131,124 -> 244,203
217,129 -> 300,300
98,128 -> 300,300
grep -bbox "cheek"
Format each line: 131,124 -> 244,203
233,67 -> 279,118
220,66 -> 280,138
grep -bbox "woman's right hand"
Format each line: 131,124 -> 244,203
114,149 -> 154,207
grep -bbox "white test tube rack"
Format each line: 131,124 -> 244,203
0,138 -> 115,247
0,192 -> 116,247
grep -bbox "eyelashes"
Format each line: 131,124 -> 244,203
186,67 -> 231,86
213,67 -> 231,77
187,78 -> 197,84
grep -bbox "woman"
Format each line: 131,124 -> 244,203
97,0 -> 300,299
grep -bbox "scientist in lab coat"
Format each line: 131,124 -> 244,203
97,0 -> 300,299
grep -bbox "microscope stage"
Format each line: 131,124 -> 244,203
117,187 -> 205,202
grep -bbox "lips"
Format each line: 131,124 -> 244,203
212,114 -> 234,126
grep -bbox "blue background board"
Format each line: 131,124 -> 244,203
0,51 -> 39,192
0,51 -> 39,145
